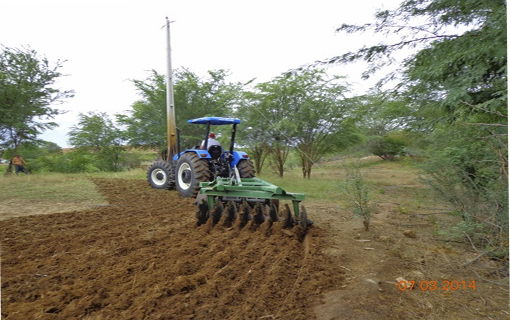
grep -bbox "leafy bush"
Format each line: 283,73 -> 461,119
366,133 -> 407,160
119,152 -> 145,170
37,150 -> 99,173
420,124 -> 508,260
340,164 -> 373,230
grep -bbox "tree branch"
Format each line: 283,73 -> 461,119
461,100 -> 508,119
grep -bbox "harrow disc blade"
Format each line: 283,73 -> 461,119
211,198 -> 224,225
281,204 -> 295,229
222,201 -> 238,227
268,201 -> 279,222
253,203 -> 265,225
237,200 -> 251,229
195,194 -> 209,226
299,205 -> 309,231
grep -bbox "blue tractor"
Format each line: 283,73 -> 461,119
146,116 -> 309,231
147,116 -> 255,198
146,19 -> 309,231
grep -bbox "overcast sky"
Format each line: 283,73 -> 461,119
1,0 -> 402,147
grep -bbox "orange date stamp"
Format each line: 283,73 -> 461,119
397,280 -> 476,291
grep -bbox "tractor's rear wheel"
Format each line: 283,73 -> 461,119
176,153 -> 212,197
147,161 -> 175,189
237,159 -> 255,178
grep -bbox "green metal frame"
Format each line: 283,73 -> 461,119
198,177 -> 305,216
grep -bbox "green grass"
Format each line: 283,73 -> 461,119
258,170 -> 343,203
0,158 -> 438,212
0,166 -> 149,204
0,173 -> 105,203
0,167 -> 149,204
256,157 -> 439,212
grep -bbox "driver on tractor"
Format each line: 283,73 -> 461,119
200,133 -> 220,150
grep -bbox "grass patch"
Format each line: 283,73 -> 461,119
0,159 -> 441,214
257,157 -> 442,213
84,168 -> 148,180
0,167 -> 148,204
257,170 -> 343,203
0,173 -> 106,203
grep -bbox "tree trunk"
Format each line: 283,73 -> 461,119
4,162 -> 13,175
268,144 -> 289,178
250,144 -> 268,175
299,143 -> 316,179
4,147 -> 18,175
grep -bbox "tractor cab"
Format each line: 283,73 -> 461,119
177,117 -> 246,180
176,116 -> 249,169
187,117 -> 239,152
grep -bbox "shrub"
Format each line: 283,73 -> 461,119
341,164 -> 373,231
420,124 -> 508,261
37,150 -> 99,173
366,133 -> 407,160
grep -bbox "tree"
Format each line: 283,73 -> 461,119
234,99 -> 270,174
239,77 -> 296,177
349,91 -> 419,159
118,68 -> 244,151
287,70 -> 352,178
0,46 -> 73,172
329,0 -> 506,123
350,91 -> 415,136
239,69 -> 354,178
329,0 -> 507,255
69,112 -> 125,171
117,70 -> 166,149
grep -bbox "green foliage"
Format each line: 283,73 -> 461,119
420,124 -> 508,258
0,46 -> 73,151
119,151 -> 145,170
350,91 -> 415,136
329,0 -> 507,255
238,68 -> 354,178
119,68 -> 244,150
340,164 -> 373,230
36,150 -> 99,173
69,112 -> 125,172
366,132 -> 408,160
117,70 -> 166,150
3,140 -> 62,160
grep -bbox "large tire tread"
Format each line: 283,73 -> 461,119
238,159 -> 255,178
176,153 -> 212,197
147,160 -> 175,189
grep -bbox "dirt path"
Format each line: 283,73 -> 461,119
309,202 -> 509,320
1,178 -> 508,319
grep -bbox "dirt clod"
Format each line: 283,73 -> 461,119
403,229 -> 417,238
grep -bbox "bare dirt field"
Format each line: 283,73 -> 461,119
1,177 -> 508,319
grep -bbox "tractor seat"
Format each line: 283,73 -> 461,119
208,145 -> 223,160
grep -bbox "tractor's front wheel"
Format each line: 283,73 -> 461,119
147,161 -> 175,189
176,153 -> 212,197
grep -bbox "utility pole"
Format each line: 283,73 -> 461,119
165,17 -> 177,161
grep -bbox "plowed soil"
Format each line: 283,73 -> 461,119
0,179 -> 344,320
1,178 -> 508,319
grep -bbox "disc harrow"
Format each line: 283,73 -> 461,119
195,177 -> 312,235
